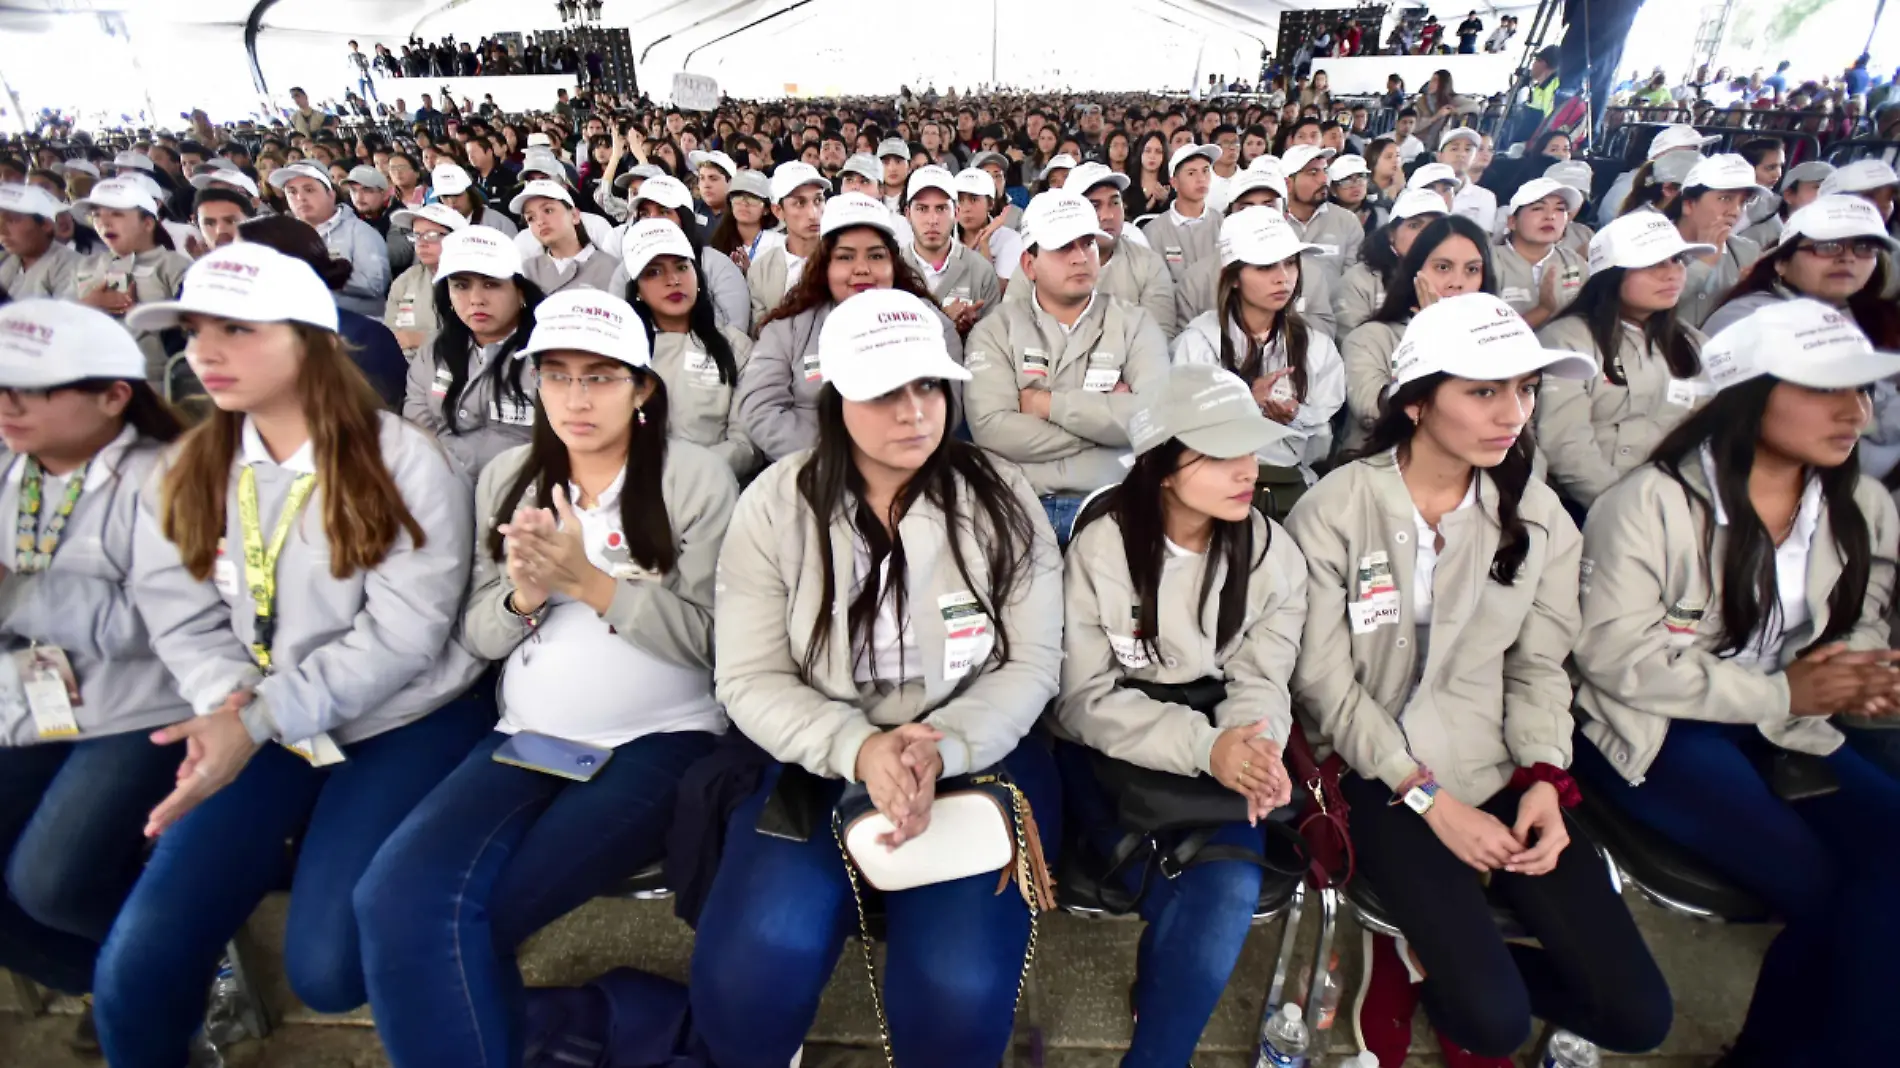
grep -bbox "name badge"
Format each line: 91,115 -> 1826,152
1348,594 -> 1401,635
1107,632 -> 1152,670
491,393 -> 536,427
1663,599 -> 1704,646
1021,349 -> 1050,378
394,296 -> 417,328
1083,367 -> 1122,392
1268,375 -> 1296,404
939,591 -> 992,681
1665,378 -> 1702,408
213,539 -> 239,598
1314,243 -> 1341,257
1501,286 -> 1532,305
685,346 -> 723,386
429,365 -> 453,399
802,351 -> 822,382
1164,246 -> 1183,265
17,647 -> 79,739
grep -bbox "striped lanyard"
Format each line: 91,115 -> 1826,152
15,457 -> 89,575
238,466 -> 316,673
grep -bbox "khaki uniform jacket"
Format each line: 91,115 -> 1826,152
1174,254 -> 1338,340
746,244 -> 795,327
522,247 -> 621,297
1340,319 -> 1407,452
1533,316 -> 1708,508
1284,203 -> 1366,294
965,294 -> 1171,496
712,451 -> 1063,781
1574,464 -> 1898,781
1493,239 -> 1588,319
1171,310 -> 1345,471
737,301 -> 963,463
1140,210 -> 1220,287
1286,452 -> 1583,805
903,241 -> 1001,315
650,327 -> 762,482
1678,237 -> 1761,329
1056,511 -> 1308,774
0,243 -> 79,300
61,248 -> 193,381
1560,221 -> 1595,259
606,247 -> 751,334
1005,239 -> 1179,340
1333,262 -> 1384,337
463,440 -> 737,675
403,339 -> 539,484
384,264 -> 441,360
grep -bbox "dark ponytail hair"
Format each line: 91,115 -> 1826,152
626,254 -> 738,387
1073,440 -> 1267,661
486,365 -> 675,574
1351,371 -> 1535,585
1552,266 -> 1702,385
427,273 -> 546,430
1215,260 -> 1311,401
795,383 -> 1039,683
1370,214 -> 1497,325
1650,377 -> 1873,655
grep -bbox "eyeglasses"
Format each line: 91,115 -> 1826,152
535,370 -> 636,395
409,231 -> 445,245
1795,238 -> 1884,260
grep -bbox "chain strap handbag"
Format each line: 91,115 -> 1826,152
831,768 -> 1055,1067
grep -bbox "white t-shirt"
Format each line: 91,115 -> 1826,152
498,469 -> 723,747
1698,446 -> 1823,668
851,534 -> 922,683
1410,470 -> 1481,625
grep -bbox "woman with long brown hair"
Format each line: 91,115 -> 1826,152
93,243 -> 491,1065
734,193 -> 961,462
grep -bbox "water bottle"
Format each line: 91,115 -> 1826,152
1542,1029 -> 1600,1068
1256,1001 -> 1310,1068
203,957 -> 247,1047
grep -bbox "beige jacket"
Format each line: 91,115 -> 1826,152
1286,452 -> 1584,805
1332,261 -> 1384,337
651,327 -> 761,482
1678,236 -> 1762,329
746,243 -> 795,327
1533,316 -> 1708,508
522,247 -> 622,297
1340,319 -> 1406,452
1574,465 -> 1898,781
0,243 -> 79,300
62,248 -> 193,381
1492,240 -> 1588,319
1140,210 -> 1220,287
1056,511 -> 1308,774
1174,254 -> 1338,340
1005,238 -> 1179,340
463,439 -> 738,674
712,451 -> 1063,781
384,263 -> 441,360
903,241 -> 1001,315
965,293 -> 1171,496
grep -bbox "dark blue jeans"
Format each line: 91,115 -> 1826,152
92,695 -> 493,1068
1055,740 -> 1265,1068
355,727 -> 718,1068
1040,494 -> 1085,548
1575,720 -> 1900,1065
689,740 -> 1061,1068
1838,722 -> 1900,782
0,730 -> 183,995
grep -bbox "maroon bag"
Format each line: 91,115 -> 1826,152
1284,721 -> 1354,889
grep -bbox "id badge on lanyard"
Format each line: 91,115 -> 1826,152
14,458 -> 90,738
238,467 -> 345,766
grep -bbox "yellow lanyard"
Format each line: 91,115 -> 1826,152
238,466 -> 316,673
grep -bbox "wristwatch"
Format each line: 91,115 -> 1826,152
1402,780 -> 1440,815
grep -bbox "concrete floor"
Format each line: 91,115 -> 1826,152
1,884 -> 1765,1066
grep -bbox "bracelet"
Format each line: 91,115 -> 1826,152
504,590 -> 546,629
1509,763 -> 1582,809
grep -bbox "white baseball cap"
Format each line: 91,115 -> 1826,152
0,299 -> 146,387
1390,293 -> 1595,389
729,170 -> 771,201
1778,194 -> 1900,252
1646,124 -> 1718,160
820,192 -> 898,240
1391,187 -> 1450,220
526,132 -> 553,148
612,163 -> 664,191
434,227 -> 524,282
111,150 -> 154,173
618,218 -> 697,279
0,184 -> 63,221
769,162 -> 830,204
430,164 -> 472,197
520,290 -> 651,369
1588,211 -> 1715,273
73,177 -> 159,217
1702,298 -> 1900,391
1167,144 -> 1219,175
266,162 -> 333,192
1509,177 -> 1583,215
391,203 -> 468,233
1780,160 -> 1836,192
1543,159 -> 1594,193
904,165 -> 958,203
509,179 -> 576,215
194,169 -> 260,198
1224,168 -> 1288,204
1820,158 -> 1900,197
1219,206 -> 1321,269
1439,127 -> 1482,150
1649,151 -> 1700,188
1040,153 -> 1079,180
1281,144 -> 1336,178
688,150 -> 738,178
1246,154 -> 1283,175
344,165 -> 389,191
840,154 -> 883,183
1684,154 -> 1771,198
127,243 -> 338,334
970,150 -> 1009,173
1127,362 -> 1292,458
876,138 -> 912,161
1067,161 -> 1130,195
953,168 -> 996,199
1022,189 -> 1109,251
1327,155 -> 1370,182
632,175 -> 694,212
519,150 -> 566,180
817,288 -> 969,402
55,159 -> 99,180
1408,162 -> 1459,189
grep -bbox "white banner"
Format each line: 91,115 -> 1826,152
671,72 -> 720,111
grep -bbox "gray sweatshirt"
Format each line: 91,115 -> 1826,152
607,247 -> 752,334
1140,209 -> 1220,287
0,243 -> 80,300
1005,238 -> 1179,340
1175,253 -> 1338,339
523,246 -> 621,297
133,413 -> 483,747
383,263 -> 441,360
903,241 -> 1001,315
0,429 -> 190,744
403,338 -> 539,483
650,326 -> 762,481
1283,203 -> 1366,293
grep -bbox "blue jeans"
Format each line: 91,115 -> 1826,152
92,695 -> 494,1068
0,731 -> 183,995
1575,721 -> 1900,1065
1055,741 -> 1264,1068
1040,494 -> 1084,548
1838,722 -> 1900,781
356,727 -> 718,1068
689,739 -> 1061,1068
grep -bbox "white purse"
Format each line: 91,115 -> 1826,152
839,789 -> 1017,892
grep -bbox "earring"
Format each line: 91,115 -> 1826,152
636,406 -> 647,426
